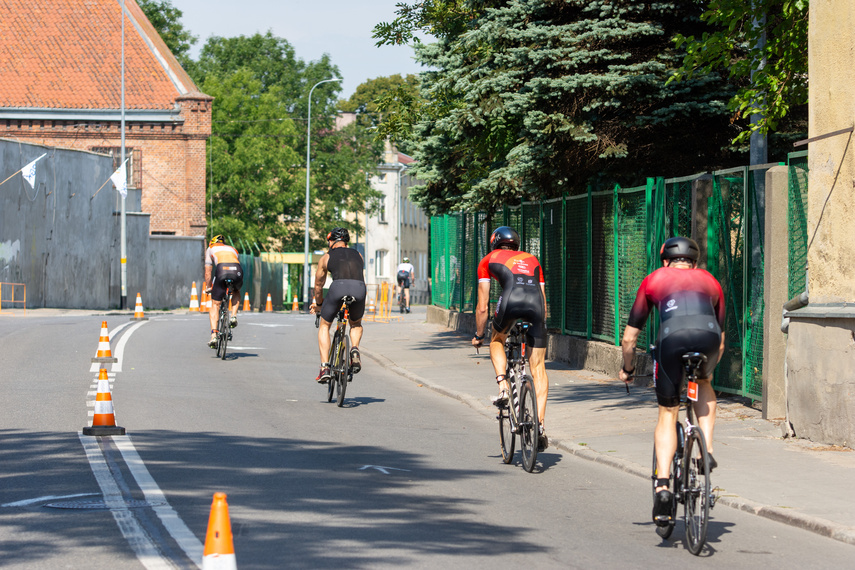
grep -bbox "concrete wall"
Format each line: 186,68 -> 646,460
146,235 -> 205,310
0,139 -> 203,309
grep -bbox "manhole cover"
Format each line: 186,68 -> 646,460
45,500 -> 167,510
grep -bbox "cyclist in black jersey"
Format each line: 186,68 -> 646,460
309,227 -> 367,383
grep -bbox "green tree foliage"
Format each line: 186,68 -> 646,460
670,0 -> 808,144
136,0 -> 197,70
375,1 -> 743,214
339,74 -> 421,154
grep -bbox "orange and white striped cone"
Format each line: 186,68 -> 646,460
265,294 -> 273,312
291,296 -> 298,311
131,293 -> 148,321
82,367 -> 125,436
189,281 -> 200,312
91,320 -> 118,363
242,292 -> 250,312
200,290 -> 208,314
203,492 -> 236,570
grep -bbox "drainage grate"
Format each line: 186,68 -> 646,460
45,499 -> 168,510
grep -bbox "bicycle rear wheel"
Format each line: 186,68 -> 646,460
652,433 -> 679,540
518,376 -> 539,472
336,331 -> 350,407
683,428 -> 711,555
327,328 -> 342,402
498,398 -> 515,464
220,297 -> 231,360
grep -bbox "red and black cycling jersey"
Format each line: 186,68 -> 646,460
477,249 -> 545,290
627,266 -> 725,331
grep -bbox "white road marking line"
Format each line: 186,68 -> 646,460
78,433 -> 176,570
223,346 -> 265,350
244,323 -> 293,328
2,493 -> 99,508
114,436 -> 204,566
112,320 -> 149,372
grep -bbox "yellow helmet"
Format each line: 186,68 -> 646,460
209,235 -> 225,247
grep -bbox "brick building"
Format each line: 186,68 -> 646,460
0,0 -> 211,236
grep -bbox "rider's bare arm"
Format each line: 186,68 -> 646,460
619,325 -> 641,382
472,281 -> 491,346
312,254 -> 329,309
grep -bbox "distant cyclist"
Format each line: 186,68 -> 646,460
204,235 -> 243,349
618,236 -> 725,528
471,226 -> 550,451
310,228 -> 367,383
396,256 -> 415,313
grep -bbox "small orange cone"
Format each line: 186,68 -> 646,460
82,367 -> 125,436
203,492 -> 236,570
92,321 -> 118,363
131,293 -> 148,321
242,292 -> 250,312
200,290 -> 208,314
265,294 -> 273,312
291,295 -> 298,311
189,281 -> 200,312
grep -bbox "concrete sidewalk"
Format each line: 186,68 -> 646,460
360,306 -> 855,547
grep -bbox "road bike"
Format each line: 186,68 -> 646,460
215,279 -> 235,360
650,352 -> 718,554
496,321 -> 540,472
315,296 -> 355,407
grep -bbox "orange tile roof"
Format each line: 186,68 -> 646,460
0,0 -> 205,111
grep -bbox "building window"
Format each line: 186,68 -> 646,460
375,249 -> 387,278
90,147 -> 142,189
378,193 -> 387,223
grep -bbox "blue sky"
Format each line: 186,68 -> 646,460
169,0 -> 427,99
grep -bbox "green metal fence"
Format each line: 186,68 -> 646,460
787,151 -> 809,299
431,163 -> 782,400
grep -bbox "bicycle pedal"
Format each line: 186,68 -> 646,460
227,332 -> 232,341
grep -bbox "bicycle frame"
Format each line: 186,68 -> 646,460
498,321 -> 539,472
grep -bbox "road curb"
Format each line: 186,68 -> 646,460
363,346 -> 855,547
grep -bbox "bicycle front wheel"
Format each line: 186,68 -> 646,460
498,397 -> 515,464
518,376 -> 539,472
219,299 -> 230,360
336,331 -> 350,407
683,428 -> 711,555
327,329 -> 342,403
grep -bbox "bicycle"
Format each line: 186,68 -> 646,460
215,279 -> 235,360
649,352 -> 717,554
315,295 -> 355,407
496,321 -> 540,472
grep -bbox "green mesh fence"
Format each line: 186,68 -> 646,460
591,190 -> 616,342
788,152 -> 809,299
565,194 -> 589,336
617,185 -> 650,350
542,198 -> 564,330
664,175 -> 696,238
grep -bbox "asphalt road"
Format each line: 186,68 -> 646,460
0,312 -> 852,568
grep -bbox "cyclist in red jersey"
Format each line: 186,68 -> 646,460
472,226 -> 550,451
618,236 -> 725,527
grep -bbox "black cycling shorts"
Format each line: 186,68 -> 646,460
492,287 -> 547,348
397,271 -> 411,288
211,263 -> 243,302
653,328 -> 721,407
321,279 -> 367,323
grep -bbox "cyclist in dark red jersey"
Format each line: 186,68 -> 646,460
472,226 -> 550,451
618,236 -> 725,527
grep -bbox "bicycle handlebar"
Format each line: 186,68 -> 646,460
315,314 -> 320,328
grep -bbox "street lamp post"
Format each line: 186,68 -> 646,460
303,77 -> 342,311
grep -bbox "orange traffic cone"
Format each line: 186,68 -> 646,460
265,294 -> 273,312
291,295 -> 298,311
200,290 -> 208,314
82,367 -> 125,436
131,293 -> 148,321
189,281 -> 200,312
203,492 -> 236,569
242,292 -> 250,312
91,321 -> 118,363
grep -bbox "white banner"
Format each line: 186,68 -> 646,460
21,153 -> 46,189
110,158 -> 129,198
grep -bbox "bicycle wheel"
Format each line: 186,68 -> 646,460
683,428 -> 711,555
219,296 -> 230,360
518,376 -> 539,472
327,329 -> 342,402
498,396 -> 515,464
652,434 -> 679,540
335,329 -> 350,407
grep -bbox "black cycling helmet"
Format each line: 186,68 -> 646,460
660,236 -> 700,262
489,226 -> 520,251
326,227 -> 350,244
